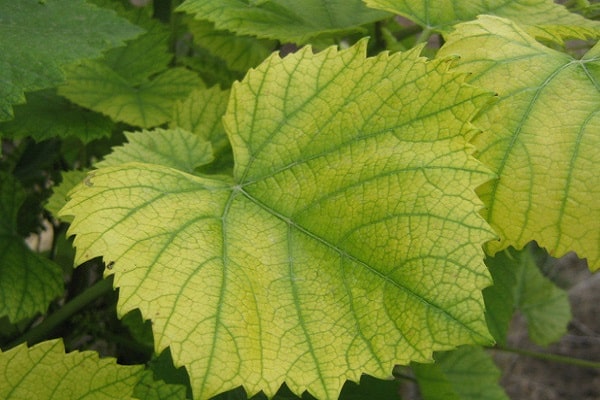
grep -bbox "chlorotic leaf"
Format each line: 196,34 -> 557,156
438,16 -> 600,270
177,0 -> 391,43
61,41 -> 496,399
0,0 -> 143,121
412,346 -> 508,400
364,0 -> 600,42
0,89 -> 113,143
0,339 -> 145,399
59,61 -> 202,128
171,86 -> 230,155
96,128 -> 214,173
0,172 -> 63,323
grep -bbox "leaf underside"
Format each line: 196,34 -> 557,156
439,16 -> 600,269
61,41 -> 496,399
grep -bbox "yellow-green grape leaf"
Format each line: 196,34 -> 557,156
177,0 -> 391,43
187,19 -> 277,72
0,172 -> 63,323
412,346 -> 508,400
96,128 -> 214,173
61,40 -> 496,399
0,0 -> 143,121
438,16 -> 600,270
364,0 -> 600,43
172,86 -> 230,156
0,89 -> 113,142
59,62 -> 202,128
0,339 -> 144,399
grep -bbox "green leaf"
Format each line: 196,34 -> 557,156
490,245 -> 571,345
0,89 -> 113,143
96,128 -> 214,173
364,0 -> 600,42
0,172 -> 63,323
516,249 -> 572,346
61,41 -> 496,399
438,16 -> 600,270
0,339 -> 145,399
0,0 -> 143,121
46,169 -> 90,222
187,19 -> 277,72
171,86 -> 230,156
177,0 -> 391,43
338,375 -> 400,400
412,346 -> 508,400
59,62 -> 202,128
483,254 -> 517,345
134,371 -> 188,400
58,6 -> 203,128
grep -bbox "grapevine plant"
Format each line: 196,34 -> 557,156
0,0 -> 599,399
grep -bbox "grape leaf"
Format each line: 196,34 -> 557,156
177,0 -> 391,43
364,0 -> 600,42
187,19 -> 277,72
486,245 -> 571,346
172,86 -> 231,156
96,128 -> 214,173
46,169 -> 90,223
59,62 -> 202,128
61,40 -> 496,399
412,346 -> 508,400
58,5 -> 203,128
1,339 -> 143,399
0,172 -> 62,323
438,16 -> 600,270
0,89 -> 113,143
0,0 -> 143,121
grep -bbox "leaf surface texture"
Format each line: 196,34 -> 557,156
439,16 -> 600,269
61,41 -> 496,399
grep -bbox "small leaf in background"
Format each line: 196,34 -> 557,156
46,169 -> 90,223
187,19 -> 277,72
438,16 -> 600,270
364,0 -> 600,42
171,86 -> 230,156
483,253 -> 517,345
134,366 -> 188,400
412,346 -> 508,400
516,248 -> 572,346
0,0 -> 143,121
61,40 -> 496,399
0,89 -> 114,143
58,4 -> 203,128
59,62 -> 202,128
96,128 -> 213,173
177,0 -> 391,43
0,172 -> 63,323
484,244 -> 572,345
0,339 -> 146,399
338,374 -> 400,399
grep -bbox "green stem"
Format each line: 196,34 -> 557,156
7,277 -> 114,349
415,27 -> 433,45
491,345 -> 600,369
